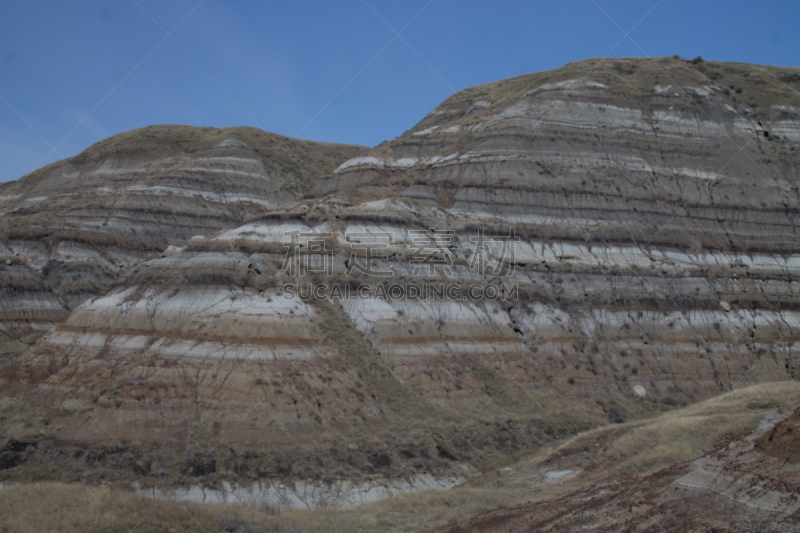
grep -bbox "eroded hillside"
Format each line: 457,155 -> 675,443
1,57 -> 799,524
0,125 -> 367,353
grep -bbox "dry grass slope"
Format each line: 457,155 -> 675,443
0,124 -> 368,199
416,56 -> 800,132
0,382 -> 797,533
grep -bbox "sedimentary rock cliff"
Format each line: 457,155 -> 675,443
0,243 -> 69,361
2,57 -> 800,491
0,125 -> 367,345
318,57 -> 800,410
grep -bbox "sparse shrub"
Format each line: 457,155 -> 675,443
217,514 -> 238,532
613,61 -> 635,75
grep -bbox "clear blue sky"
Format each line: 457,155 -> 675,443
1,0 -> 799,183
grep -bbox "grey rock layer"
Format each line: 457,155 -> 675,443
0,125 -> 367,336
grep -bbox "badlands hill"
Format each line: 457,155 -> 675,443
0,126 -> 367,355
1,56 -> 800,528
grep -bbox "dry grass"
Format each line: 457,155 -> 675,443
1,382 -> 797,532
0,125 -> 368,198
0,482 -> 223,533
418,56 -> 800,132
0,472 -> 581,533
501,380 -> 800,485
0,481 -> 568,533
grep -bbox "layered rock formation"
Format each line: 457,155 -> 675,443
0,125 -> 367,341
0,243 -> 69,361
316,57 -> 800,408
1,57 -> 800,493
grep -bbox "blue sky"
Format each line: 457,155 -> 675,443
1,0 -> 799,183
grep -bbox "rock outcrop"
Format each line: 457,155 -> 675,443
314,57 -> 800,409
1,57 -> 800,493
0,125 -> 367,340
0,243 -> 68,361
